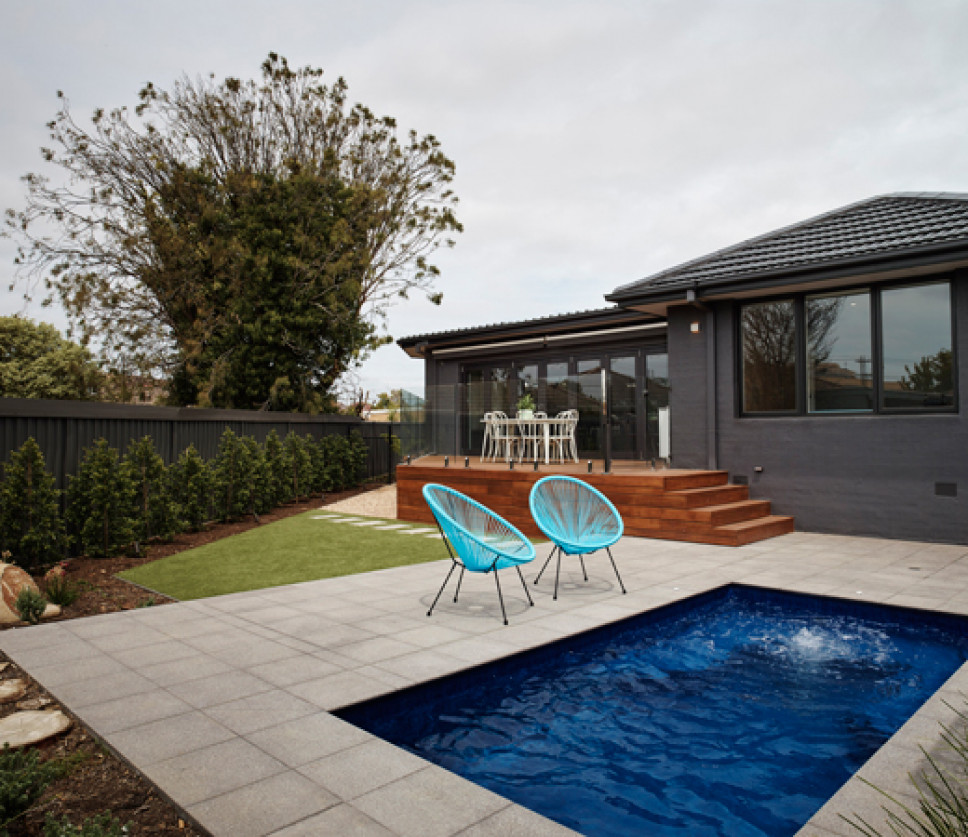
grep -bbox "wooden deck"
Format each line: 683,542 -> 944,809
396,456 -> 795,547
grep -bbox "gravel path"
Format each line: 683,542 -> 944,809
323,483 -> 397,517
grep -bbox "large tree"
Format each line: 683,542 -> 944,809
7,54 -> 461,411
0,316 -> 103,400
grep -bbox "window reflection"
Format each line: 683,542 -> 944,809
741,300 -> 797,412
881,283 -> 954,408
807,291 -> 873,412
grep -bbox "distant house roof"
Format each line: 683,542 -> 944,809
607,193 -> 968,310
397,306 -> 662,358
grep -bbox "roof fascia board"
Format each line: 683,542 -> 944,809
431,321 -> 667,358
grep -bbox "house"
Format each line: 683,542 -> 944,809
398,194 -> 968,543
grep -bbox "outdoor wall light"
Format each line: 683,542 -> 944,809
690,321 -> 702,334
533,460 -> 539,472
509,460 -> 514,470
587,460 -> 593,474
464,457 -> 469,468
444,456 -> 449,467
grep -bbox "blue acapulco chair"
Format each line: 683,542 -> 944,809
423,484 -> 537,625
529,475 -> 627,600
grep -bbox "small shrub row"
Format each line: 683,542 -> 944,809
0,429 -> 369,570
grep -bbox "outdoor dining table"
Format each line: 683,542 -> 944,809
482,416 -> 566,464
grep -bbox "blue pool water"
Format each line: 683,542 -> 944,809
337,586 -> 968,836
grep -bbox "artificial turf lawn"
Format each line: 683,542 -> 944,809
118,511 -> 447,600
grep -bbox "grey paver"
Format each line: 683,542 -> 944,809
187,770 -> 340,837
352,766 -> 510,837
108,710 -> 236,765
247,711 -> 372,767
166,669 -> 275,709
298,738 -> 427,799
203,689 -> 319,735
143,737 -> 287,807
266,803 -> 395,836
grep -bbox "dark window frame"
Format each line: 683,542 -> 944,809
737,276 -> 957,418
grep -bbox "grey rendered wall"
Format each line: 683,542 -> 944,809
712,273 -> 968,544
668,305 -> 711,469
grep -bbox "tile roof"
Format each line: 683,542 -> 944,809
397,305 -> 646,348
608,193 -> 968,302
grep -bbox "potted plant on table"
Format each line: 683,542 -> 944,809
516,393 -> 536,418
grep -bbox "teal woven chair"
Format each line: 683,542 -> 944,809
529,475 -> 627,600
423,483 -> 536,625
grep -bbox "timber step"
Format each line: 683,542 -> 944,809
396,463 -> 795,547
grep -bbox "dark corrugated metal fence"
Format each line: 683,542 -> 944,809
0,398 -> 398,489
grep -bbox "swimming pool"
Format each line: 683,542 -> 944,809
338,585 -> 968,836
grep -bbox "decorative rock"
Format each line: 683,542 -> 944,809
0,564 -> 42,624
43,603 -> 61,619
16,696 -> 52,711
0,710 -> 71,748
0,679 -> 27,704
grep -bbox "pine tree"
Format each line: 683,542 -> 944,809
124,436 -> 180,552
168,445 -> 211,532
66,439 -> 136,558
283,432 -> 312,500
0,437 -> 66,571
263,429 -> 290,506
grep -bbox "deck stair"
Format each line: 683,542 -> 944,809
396,464 -> 794,547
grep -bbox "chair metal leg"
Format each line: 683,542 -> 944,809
453,565 -> 466,602
493,569 -> 508,625
516,565 -> 534,606
428,561 -> 458,616
579,554 -> 588,581
606,547 -> 626,594
533,547 -> 556,584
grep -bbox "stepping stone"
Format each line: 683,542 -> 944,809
400,528 -> 437,535
348,520 -> 382,527
0,710 -> 71,748
424,533 -> 444,539
0,679 -> 26,704
373,524 -> 411,530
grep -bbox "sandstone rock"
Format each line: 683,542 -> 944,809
0,564 -> 42,624
0,709 -> 71,748
43,603 -> 61,619
0,679 -> 27,704
16,696 -> 52,711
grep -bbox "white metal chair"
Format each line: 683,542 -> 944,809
480,411 -> 494,461
550,410 -> 579,463
488,412 -> 516,461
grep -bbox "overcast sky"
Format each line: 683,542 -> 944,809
3,0 -> 968,398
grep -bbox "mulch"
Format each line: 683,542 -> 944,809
0,482 -> 388,836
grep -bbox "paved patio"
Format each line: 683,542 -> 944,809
3,530 -> 968,836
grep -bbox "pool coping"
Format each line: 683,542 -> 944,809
2,529 -> 968,836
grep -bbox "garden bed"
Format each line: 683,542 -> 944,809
0,483 -> 387,836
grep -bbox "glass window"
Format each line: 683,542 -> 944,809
881,282 -> 954,409
741,300 -> 797,412
545,361 -> 570,415
807,290 -> 873,412
517,364 -> 538,412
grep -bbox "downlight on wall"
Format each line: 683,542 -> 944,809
690,321 -> 701,334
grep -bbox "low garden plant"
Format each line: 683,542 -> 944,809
0,429 -> 372,566
0,746 -> 82,836
845,700 -> 968,836
14,588 -> 46,625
